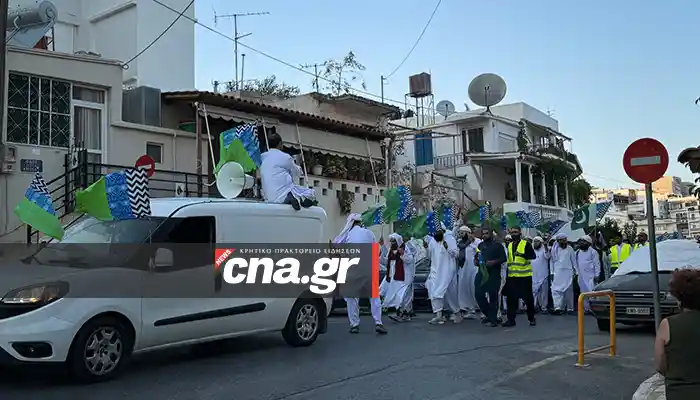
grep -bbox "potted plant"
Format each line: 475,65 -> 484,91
338,189 -> 355,214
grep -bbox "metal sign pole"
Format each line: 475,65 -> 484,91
645,183 -> 662,330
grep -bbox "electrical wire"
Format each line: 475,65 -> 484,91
384,0 -> 442,80
122,0 -> 195,70
149,0 -> 629,187
149,0 -> 410,108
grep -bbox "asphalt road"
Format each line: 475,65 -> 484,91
0,313 -> 654,400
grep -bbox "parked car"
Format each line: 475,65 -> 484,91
0,198 -> 332,382
589,239 -> 697,331
589,271 -> 679,330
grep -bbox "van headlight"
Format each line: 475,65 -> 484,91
0,282 -> 69,306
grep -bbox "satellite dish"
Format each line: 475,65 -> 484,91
216,162 -> 255,199
468,73 -> 507,112
436,100 -> 456,117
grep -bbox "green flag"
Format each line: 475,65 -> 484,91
360,206 -> 383,227
14,173 -> 64,240
215,124 -> 261,174
571,204 -> 596,231
75,177 -> 114,221
382,187 -> 401,222
464,208 -> 480,225
409,213 -> 429,238
503,212 -> 520,229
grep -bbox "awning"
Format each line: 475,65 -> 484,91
199,105 -> 383,161
279,123 -> 383,161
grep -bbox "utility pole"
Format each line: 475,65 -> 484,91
0,0 -> 8,141
214,11 -> 269,90
300,62 -> 326,92
380,75 -> 387,104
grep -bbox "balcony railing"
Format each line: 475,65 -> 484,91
433,153 -> 467,170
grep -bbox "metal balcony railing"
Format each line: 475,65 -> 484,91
433,153 -> 467,170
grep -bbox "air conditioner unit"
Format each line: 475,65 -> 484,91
122,86 -> 162,127
0,143 -> 17,162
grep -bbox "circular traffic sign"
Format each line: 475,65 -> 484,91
135,155 -> 156,177
622,138 -> 669,184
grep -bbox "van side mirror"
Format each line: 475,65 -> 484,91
153,248 -> 174,268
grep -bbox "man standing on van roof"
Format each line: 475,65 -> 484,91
333,213 -> 388,335
259,133 -> 316,210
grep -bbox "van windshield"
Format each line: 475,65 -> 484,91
27,216 -> 166,266
60,215 -> 166,244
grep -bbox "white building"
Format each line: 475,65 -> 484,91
393,102 -> 582,223
666,196 -> 700,238
11,0 -> 195,91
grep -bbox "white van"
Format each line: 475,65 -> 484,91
0,198 -> 332,382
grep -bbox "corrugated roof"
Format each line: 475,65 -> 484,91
162,90 -> 387,139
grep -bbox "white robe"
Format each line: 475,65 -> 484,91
551,244 -> 576,310
259,149 -> 314,203
380,247 -> 415,309
458,238 -> 481,311
531,247 -> 550,308
575,247 -> 601,311
342,225 -> 382,326
425,233 -> 459,313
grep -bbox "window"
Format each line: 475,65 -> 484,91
7,72 -> 71,147
467,128 -> 484,152
146,142 -> 163,163
152,216 -> 215,272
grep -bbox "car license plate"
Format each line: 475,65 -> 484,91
626,307 -> 650,315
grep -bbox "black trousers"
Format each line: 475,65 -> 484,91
475,269 -> 501,323
504,276 -> 535,323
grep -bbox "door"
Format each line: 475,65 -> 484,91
139,215 -> 223,349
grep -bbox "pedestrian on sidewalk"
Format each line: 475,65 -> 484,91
655,268 -> 700,399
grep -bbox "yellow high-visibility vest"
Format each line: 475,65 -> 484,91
634,242 -> 649,250
507,240 -> 532,278
610,244 -> 632,269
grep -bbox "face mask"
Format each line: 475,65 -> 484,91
434,232 -> 444,242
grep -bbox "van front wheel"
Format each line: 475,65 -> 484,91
282,298 -> 321,347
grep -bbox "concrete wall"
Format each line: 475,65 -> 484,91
10,0 -> 195,91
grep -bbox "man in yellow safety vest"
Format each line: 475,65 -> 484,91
502,226 -> 538,327
635,232 -> 649,250
609,236 -> 633,275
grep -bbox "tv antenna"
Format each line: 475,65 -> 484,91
213,10 -> 270,90
300,62 -> 327,92
546,106 -> 555,117
468,73 -> 507,113
436,100 -> 456,117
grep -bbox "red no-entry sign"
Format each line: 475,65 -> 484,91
134,155 -> 156,177
622,138 -> 669,184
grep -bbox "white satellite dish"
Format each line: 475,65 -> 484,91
216,162 -> 255,199
468,73 -> 507,112
436,100 -> 456,117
